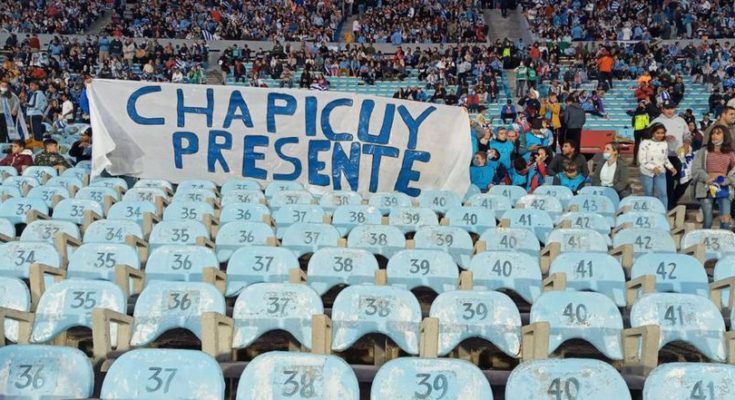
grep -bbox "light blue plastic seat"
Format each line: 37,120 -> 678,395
681,229 -> 735,261
347,224 -> 406,258
0,166 -> 17,178
145,245 -> 218,286
534,185 -> 573,208
529,291 -> 624,359
546,228 -> 610,252
470,251 -> 541,303
172,188 -> 217,204
0,217 -> 14,238
122,187 -> 168,204
332,205 -> 382,237
505,359 -> 630,399
0,197 -> 48,225
0,241 -> 60,280
430,289 -> 521,357
46,176 -> 84,193
465,193 -> 511,220
413,226 -> 473,269
319,191 -> 363,213
21,220 -> 80,245
61,167 -> 89,183
579,186 -> 620,208
134,178 -> 173,192
443,206 -> 496,235
371,357 -> 494,399
477,227 -> 540,257
0,345 -> 94,399
272,204 -> 326,239
632,253 -> 708,297
0,277 -> 30,342
225,246 -> 299,297
388,207 -> 439,234
221,178 -> 261,194
630,293 -> 726,362
23,166 -> 57,181
27,185 -> 70,207
236,351 -> 359,400
107,200 -> 159,230
177,179 -> 216,193
101,349 -> 224,400
215,221 -> 275,263
368,192 -> 413,215
67,243 -> 140,282
714,255 -> 735,306
220,203 -> 270,224
53,199 -> 103,224
556,211 -> 611,235
282,223 -> 342,257
618,195 -> 666,214
307,248 -> 379,295
613,228 -> 676,260
464,184 -> 482,202
163,201 -> 215,223
220,189 -> 266,206
0,185 -> 22,199
130,281 -> 226,346
615,211 -> 670,230
83,219 -> 144,244
332,285 -> 421,354
270,190 -> 315,209
89,177 -> 127,191
265,180 -> 304,199
501,209 -> 554,243
568,194 -> 616,223
149,220 -> 210,252
30,279 -> 126,343
418,190 -> 462,214
488,185 -> 527,204
550,252 -> 625,306
232,282 -> 323,350
3,176 -> 39,191
75,186 -> 120,208
643,363 -> 735,399
515,194 -> 563,221
387,249 -> 458,293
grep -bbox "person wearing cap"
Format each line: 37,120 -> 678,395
703,102 -> 735,144
651,100 -> 688,209
638,122 -> 677,209
34,139 -> 71,171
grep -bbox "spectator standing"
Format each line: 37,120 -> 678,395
691,125 -> 735,229
0,81 -> 21,143
651,100 -> 688,209
631,100 -> 650,164
596,49 -> 614,90
26,81 -> 47,141
562,96 -> 586,146
638,123 -> 677,209
515,62 -> 528,98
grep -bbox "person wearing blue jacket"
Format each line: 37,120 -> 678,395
490,128 -> 515,170
553,161 -> 586,194
470,150 -> 503,192
522,118 -> 553,161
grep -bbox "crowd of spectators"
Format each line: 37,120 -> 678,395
0,0 -> 105,35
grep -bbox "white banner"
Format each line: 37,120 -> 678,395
89,80 -> 472,197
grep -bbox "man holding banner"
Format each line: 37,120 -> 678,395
0,81 -> 21,143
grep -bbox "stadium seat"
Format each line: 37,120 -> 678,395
89,177 -> 128,192
318,191 -> 363,212
442,206 -> 495,235
612,228 -> 677,270
236,351 -> 359,400
488,185 -> 526,204
533,185 -> 573,208
46,175 -> 84,194
413,226 -> 473,268
307,248 -> 379,295
221,178 -> 261,193
134,178 -> 173,192
681,229 -> 735,262
475,227 -> 540,257
172,188 -> 217,204
0,185 -> 22,200
264,180 -> 304,198
53,199 -> 104,225
0,345 -> 94,398
515,194 -> 563,220
548,252 -> 625,306
0,241 -> 61,280
468,251 -> 541,304
630,253 -> 708,299
220,189 -> 266,206
84,219 -> 145,245
272,204 -> 327,239
463,184 -> 482,202
20,219 -> 80,261
281,222 -> 342,257
220,203 -> 270,224
177,179 -> 217,193
465,193 -> 511,220
642,363 -> 735,399
629,293 -> 726,363
332,285 -> 422,354
618,195 -> 666,214
149,220 -> 211,252
76,186 -> 119,210
22,166 -> 57,182
347,224 -> 406,259
387,249 -> 459,293
61,167 -> 90,185
368,191 -> 413,215
30,279 -> 126,343
107,200 -> 159,232
3,176 -> 39,192
122,187 -> 168,205
66,243 -> 141,293
429,289 -> 521,357
0,277 -> 30,342
388,207 -> 439,234
371,357 -> 494,399
214,221 -> 275,262
567,194 -> 616,223
101,349 -> 224,399
505,359 -> 630,399
0,217 -> 15,239
524,291 -> 624,360
130,281 -> 226,347
331,205 -> 383,236
162,201 -> 216,226
579,186 -> 620,208
500,208 -> 554,243
712,255 -> 735,310
418,190 -> 462,214
225,246 -> 299,297
615,211 -> 671,231
232,282 -> 323,350
541,228 -> 610,271
270,190 -> 316,209
556,211 -> 611,234
27,185 -> 70,207
0,197 -> 48,225
0,166 -> 17,179
145,245 -> 222,291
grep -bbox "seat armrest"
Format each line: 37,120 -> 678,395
667,205 -> 686,229
681,244 -> 706,263
311,314 -> 332,355
195,236 -> 216,250
201,312 -> 234,361
29,263 -> 66,310
26,209 -> 50,224
53,232 -> 82,265
125,235 -> 149,264
612,222 -> 632,235
625,275 -> 656,306
609,244 -> 634,276
82,210 -> 103,234
458,271 -> 473,290
710,277 -> 735,312
521,321 -> 550,361
539,242 -> 560,275
543,272 -> 567,292
622,325 -> 660,377
288,268 -> 307,284
114,265 -> 144,298
92,308 -> 133,364
419,317 -> 439,358
142,212 -> 161,239
202,267 -> 226,294
0,307 -> 34,345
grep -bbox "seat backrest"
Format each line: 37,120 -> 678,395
618,195 -> 666,214
61,167 -> 89,183
134,179 -> 173,191
515,195 -> 563,218
107,200 -> 159,231
612,228 -> 677,254
465,193 -> 511,220
0,166 -> 17,178
122,187 -> 168,204
714,255 -> 735,305
90,177 -> 128,191
470,250 -> 541,303
318,191 -> 363,212
488,185 -> 527,204
270,190 -> 315,208
500,209 -> 554,242
272,204 -> 326,239
632,253 -> 708,297
225,246 -> 299,297
505,359 -> 631,399
615,211 -> 670,230
23,166 -> 57,180
220,203 -> 270,224
371,358 -> 494,399
550,252 -> 626,306
568,194 -> 616,218
101,349 -> 224,400
0,242 -> 60,279
643,363 -> 735,399
368,191 -> 413,215
31,279 -> 126,343
579,186 -> 620,208
478,227 -> 540,256
631,293 -> 726,362
413,226 -> 474,268
215,221 -> 275,262
27,185 -> 70,207
0,345 -> 94,399
236,351 -> 359,400
20,220 -> 80,243
83,219 -> 144,244
557,211 -> 611,234
3,176 -> 39,191
347,224 -> 406,258
149,220 -> 210,248
443,206 -> 496,235
264,180 -> 304,198
387,249 -> 459,293
418,190 -> 462,214
281,223 -> 342,257
67,243 -> 140,280
0,277 -> 30,342
331,285 -> 421,354
162,201 -> 215,223
76,186 -> 120,206
172,188 -> 217,204
0,217 -> 14,237
530,291 -> 624,359
53,199 -> 104,225
546,228 -> 610,252
0,185 -> 22,199
176,179 -> 216,193
221,178 -> 261,194
46,176 -> 84,192
533,185 -> 573,207
232,282 -> 323,350
307,248 -> 379,295
145,245 -> 219,285
220,189 -> 266,206
681,229 -> 735,260
130,281 -> 226,346
331,205 -> 382,237
388,206 -> 439,234
430,289 -> 521,358
0,197 -> 48,224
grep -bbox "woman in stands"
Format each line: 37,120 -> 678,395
591,141 -> 631,198
638,122 -> 677,209
691,124 -> 735,229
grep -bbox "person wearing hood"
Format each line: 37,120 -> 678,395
0,139 -> 33,174
547,140 -> 589,177
0,81 -> 20,143
490,127 -> 514,170
562,95 -> 586,146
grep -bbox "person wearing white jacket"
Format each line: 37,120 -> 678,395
638,122 -> 677,208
